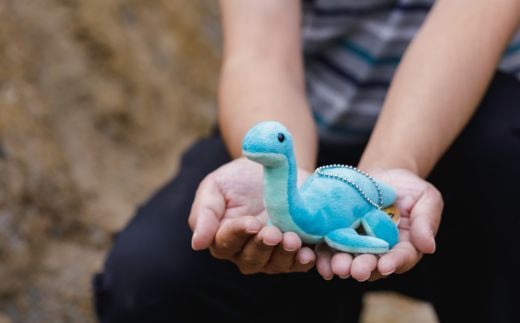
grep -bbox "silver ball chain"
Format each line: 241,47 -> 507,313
315,164 -> 383,209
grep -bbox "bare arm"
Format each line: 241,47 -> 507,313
189,0 -> 318,275
318,0 -> 520,281
319,0 -> 520,281
218,0 -> 317,171
359,0 -> 520,176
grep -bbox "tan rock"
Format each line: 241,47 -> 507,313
361,291 -> 439,323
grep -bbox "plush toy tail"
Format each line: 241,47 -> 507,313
324,228 -> 389,254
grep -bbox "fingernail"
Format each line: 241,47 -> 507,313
324,275 -> 333,281
284,246 -> 298,252
339,274 -> 350,279
299,256 -> 310,264
191,234 -> 199,250
358,275 -> 370,282
431,238 -> 437,253
380,268 -> 395,276
246,222 -> 261,234
262,238 -> 277,246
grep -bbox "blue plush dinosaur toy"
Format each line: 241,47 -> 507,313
242,121 -> 399,254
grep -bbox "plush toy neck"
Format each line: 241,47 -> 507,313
262,152 -> 303,232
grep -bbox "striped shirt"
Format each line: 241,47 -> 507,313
302,0 -> 520,143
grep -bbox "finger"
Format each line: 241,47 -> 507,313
260,225 -> 284,246
189,177 -> 226,250
281,231 -> 302,252
410,185 -> 443,254
211,217 -> 263,259
292,246 -> 316,272
266,232 -> 302,273
315,244 -> 334,280
237,226 -> 283,274
397,217 -> 411,231
331,253 -> 353,279
351,254 -> 378,282
395,195 -> 415,217
377,241 -> 422,275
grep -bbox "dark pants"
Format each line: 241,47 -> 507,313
93,72 -> 520,323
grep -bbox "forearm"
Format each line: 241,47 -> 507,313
217,0 -> 317,171
219,59 -> 317,171
360,0 -> 520,177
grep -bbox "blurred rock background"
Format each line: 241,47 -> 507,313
0,1 -> 437,322
0,0 -> 217,321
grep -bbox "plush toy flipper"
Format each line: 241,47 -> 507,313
361,209 -> 399,248
324,228 -> 389,254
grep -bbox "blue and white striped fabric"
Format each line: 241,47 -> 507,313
302,0 -> 520,143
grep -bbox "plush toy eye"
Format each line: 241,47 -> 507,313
277,133 -> 285,143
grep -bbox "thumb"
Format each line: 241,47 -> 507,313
410,185 -> 443,254
189,176 -> 226,250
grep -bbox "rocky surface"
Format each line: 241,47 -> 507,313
0,1 -> 437,322
0,0 -> 218,321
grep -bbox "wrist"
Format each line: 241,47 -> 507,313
358,153 -> 421,177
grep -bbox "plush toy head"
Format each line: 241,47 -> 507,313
242,121 -> 294,167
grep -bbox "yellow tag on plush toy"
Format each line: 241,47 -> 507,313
383,205 -> 400,225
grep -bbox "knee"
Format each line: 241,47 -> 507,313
93,222 -> 202,322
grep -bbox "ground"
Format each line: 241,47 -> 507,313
0,1 -> 437,322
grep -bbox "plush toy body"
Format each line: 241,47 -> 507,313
242,121 -> 399,254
